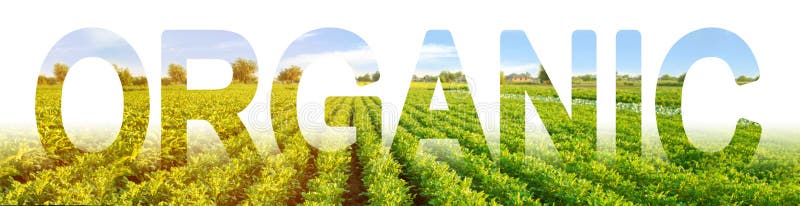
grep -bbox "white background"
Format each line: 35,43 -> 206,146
0,1 -> 798,157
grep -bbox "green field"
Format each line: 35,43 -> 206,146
0,83 -> 798,205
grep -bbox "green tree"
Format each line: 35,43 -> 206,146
356,73 -> 372,82
168,63 -> 187,84
53,63 -> 69,84
659,74 -> 676,81
161,77 -> 172,86
371,71 -> 380,81
577,74 -> 594,82
454,71 -> 465,82
500,71 -> 506,85
677,73 -> 687,83
439,71 -> 451,82
114,64 -> 133,86
37,75 -> 51,85
232,58 -> 258,83
277,65 -> 303,83
437,71 -> 466,83
736,75 -> 753,82
132,76 -> 148,86
537,64 -> 550,84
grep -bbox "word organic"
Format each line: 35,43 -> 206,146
36,27 -> 760,168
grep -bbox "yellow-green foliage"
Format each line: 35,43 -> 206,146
1,83 -> 798,205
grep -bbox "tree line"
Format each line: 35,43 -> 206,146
500,64 -> 551,85
658,73 -> 759,83
37,58 -> 261,86
356,71 -> 380,82
165,58 -> 259,85
38,63 -> 147,86
493,63 -> 761,86
412,71 -> 466,83
39,59 -> 759,87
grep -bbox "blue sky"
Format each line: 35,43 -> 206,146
41,28 -> 145,76
501,29 -> 759,77
572,31 -> 597,75
501,30 -> 597,76
276,28 -> 378,76
162,30 -> 256,76
42,28 -> 257,77
500,31 -> 540,74
277,29 -> 466,77
616,30 -> 641,75
659,28 -> 759,77
42,28 -> 759,78
413,30 -> 462,76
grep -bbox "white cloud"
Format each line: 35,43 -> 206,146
276,43 -> 459,76
418,44 -> 458,60
296,32 -> 319,41
50,28 -> 127,54
213,40 -> 249,50
81,28 -> 127,49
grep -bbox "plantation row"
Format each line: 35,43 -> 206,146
500,83 -> 797,204
502,84 -> 681,107
1,85 -> 415,205
381,82 -> 798,204
1,83 -> 798,204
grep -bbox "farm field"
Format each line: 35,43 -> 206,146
1,83 -> 798,205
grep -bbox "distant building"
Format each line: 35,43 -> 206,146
505,73 -> 535,83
